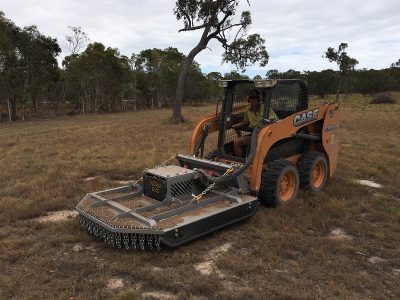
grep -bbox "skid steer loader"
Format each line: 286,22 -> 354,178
76,79 -> 339,250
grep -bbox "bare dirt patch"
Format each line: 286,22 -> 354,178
142,291 -> 177,300
72,242 -> 101,253
194,242 -> 232,276
208,242 -> 232,256
84,244 -> 100,253
107,278 -> 124,290
34,210 -> 78,223
328,228 -> 353,240
368,256 -> 387,264
195,261 -> 214,276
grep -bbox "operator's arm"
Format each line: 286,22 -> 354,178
232,109 -> 249,130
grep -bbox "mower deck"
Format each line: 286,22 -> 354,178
77,181 -> 259,250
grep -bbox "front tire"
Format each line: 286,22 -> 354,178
298,151 -> 329,194
259,160 -> 300,207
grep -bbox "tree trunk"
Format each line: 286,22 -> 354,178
81,96 -> 85,114
336,75 -> 343,103
7,98 -> 12,122
173,57 -> 194,122
31,92 -> 38,114
10,97 -> 17,121
173,27 -> 211,122
53,99 -> 59,116
344,75 -> 349,101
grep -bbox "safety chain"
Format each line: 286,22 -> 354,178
136,154 -> 177,184
192,167 -> 234,204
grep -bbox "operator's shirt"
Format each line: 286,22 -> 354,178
244,105 -> 265,128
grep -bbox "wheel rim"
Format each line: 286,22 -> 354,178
279,171 -> 296,201
311,160 -> 325,188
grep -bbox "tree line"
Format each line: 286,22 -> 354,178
266,67 -> 400,99
1,10 -> 399,122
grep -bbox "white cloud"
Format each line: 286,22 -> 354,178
2,0 -> 399,76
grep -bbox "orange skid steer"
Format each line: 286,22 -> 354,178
76,79 -> 339,250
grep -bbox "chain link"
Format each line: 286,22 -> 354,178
193,167 -> 234,204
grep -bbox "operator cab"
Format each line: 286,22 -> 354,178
199,79 -> 309,162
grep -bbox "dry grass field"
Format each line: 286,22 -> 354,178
0,94 -> 399,299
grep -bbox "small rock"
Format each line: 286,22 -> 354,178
393,269 -> 400,276
152,266 -> 163,272
83,176 -> 99,182
357,180 -> 383,188
72,243 -> 84,252
107,278 -> 124,290
368,256 -> 387,264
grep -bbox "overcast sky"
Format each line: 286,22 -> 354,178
2,0 -> 399,77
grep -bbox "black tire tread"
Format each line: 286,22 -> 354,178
298,151 -> 328,193
259,160 -> 299,207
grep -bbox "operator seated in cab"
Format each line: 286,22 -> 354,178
230,89 -> 276,157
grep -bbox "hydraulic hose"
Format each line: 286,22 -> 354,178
194,122 -> 211,157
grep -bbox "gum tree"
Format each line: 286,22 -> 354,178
390,59 -> 400,68
325,43 -> 358,102
173,0 -> 269,122
0,12 -> 60,120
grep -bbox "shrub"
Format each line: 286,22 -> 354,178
370,93 -> 396,104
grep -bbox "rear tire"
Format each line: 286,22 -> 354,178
259,160 -> 300,207
298,151 -> 328,194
